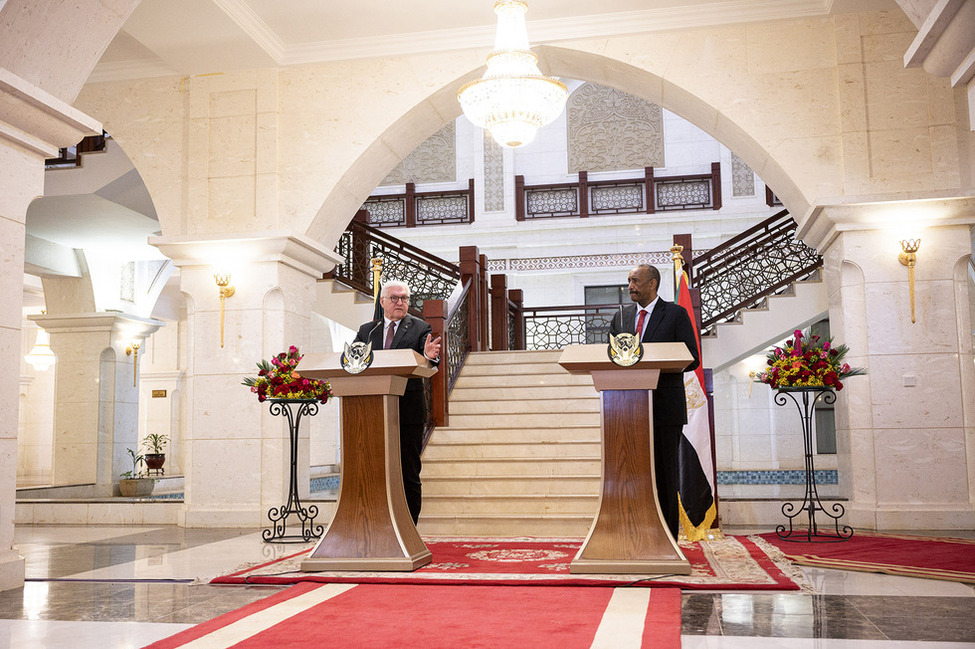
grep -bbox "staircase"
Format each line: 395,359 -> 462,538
702,270 -> 828,373
419,350 -> 602,537
314,279 -> 376,331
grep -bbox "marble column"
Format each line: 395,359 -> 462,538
821,220 -> 975,530
151,233 -> 341,528
28,313 -> 163,490
0,68 -> 103,591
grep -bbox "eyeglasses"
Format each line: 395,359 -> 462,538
384,295 -> 410,303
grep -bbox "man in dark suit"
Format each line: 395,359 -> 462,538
354,280 -> 441,525
609,264 -> 699,539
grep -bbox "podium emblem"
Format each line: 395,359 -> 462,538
608,332 -> 643,367
341,341 -> 374,374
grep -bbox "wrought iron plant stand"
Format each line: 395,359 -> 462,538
774,387 -> 853,543
262,399 -> 324,543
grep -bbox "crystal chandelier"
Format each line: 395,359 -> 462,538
458,0 -> 568,148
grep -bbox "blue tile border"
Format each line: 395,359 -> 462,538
717,470 -> 837,485
311,475 -> 340,492
147,471 -> 834,499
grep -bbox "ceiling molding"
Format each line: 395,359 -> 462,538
212,0 -> 286,62
86,60 -> 181,84
283,0 -> 833,65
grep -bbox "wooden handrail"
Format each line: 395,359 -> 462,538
692,209 -> 790,267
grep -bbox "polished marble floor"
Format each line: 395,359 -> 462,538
0,525 -> 972,648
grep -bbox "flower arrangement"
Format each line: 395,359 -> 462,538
242,346 -> 333,403
756,329 -> 865,391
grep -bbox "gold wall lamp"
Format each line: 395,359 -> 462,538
25,324 -> 56,372
125,340 -> 141,386
214,273 -> 235,348
898,239 -> 920,324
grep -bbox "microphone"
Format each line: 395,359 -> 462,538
367,318 -> 384,344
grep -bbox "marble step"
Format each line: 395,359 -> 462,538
422,456 -> 601,477
447,398 -> 599,415
446,412 -> 602,428
453,373 -> 594,388
431,426 -> 599,444
421,493 -> 598,516
423,474 -> 600,496
423,440 -> 601,459
463,350 -> 562,365
457,363 -> 575,377
450,384 -> 599,400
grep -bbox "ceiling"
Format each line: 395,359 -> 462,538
88,0 -> 880,82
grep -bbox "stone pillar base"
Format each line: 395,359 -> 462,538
179,506 -> 267,529
0,550 -> 25,593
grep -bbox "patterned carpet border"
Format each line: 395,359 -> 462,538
759,531 -> 975,584
211,535 -> 805,591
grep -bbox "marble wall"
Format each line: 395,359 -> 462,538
825,224 -> 975,529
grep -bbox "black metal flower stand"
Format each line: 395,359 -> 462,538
774,387 -> 853,543
262,399 -> 324,543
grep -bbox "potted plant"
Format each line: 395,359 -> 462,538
118,448 -> 155,497
142,433 -> 170,475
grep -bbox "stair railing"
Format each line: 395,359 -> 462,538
691,209 -> 822,333
329,212 -> 461,309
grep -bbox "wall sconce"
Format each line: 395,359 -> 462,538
214,273 -> 235,348
898,239 -> 920,323
25,326 -> 56,372
125,340 -> 141,386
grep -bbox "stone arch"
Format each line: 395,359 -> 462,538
0,0 -> 139,103
304,45 -> 806,245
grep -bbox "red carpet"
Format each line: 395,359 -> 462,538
144,581 -> 682,649
212,536 -> 801,590
759,531 -> 975,583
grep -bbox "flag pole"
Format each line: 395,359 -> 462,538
671,244 -> 684,288
672,243 -> 723,541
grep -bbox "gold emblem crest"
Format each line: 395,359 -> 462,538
608,332 -> 643,367
341,341 -> 374,374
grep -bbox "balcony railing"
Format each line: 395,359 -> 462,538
515,163 -> 721,221
361,180 -> 475,228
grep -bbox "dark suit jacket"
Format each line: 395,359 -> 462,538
609,300 -> 700,426
354,314 -> 436,426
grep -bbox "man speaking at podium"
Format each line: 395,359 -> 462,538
609,264 -> 699,540
354,280 -> 441,525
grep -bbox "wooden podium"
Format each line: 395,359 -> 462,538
559,343 -> 694,575
298,349 -> 435,571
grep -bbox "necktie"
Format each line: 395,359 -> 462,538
384,322 -> 395,349
635,309 -> 648,341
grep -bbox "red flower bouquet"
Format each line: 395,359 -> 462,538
756,329 -> 865,391
242,346 -> 333,403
